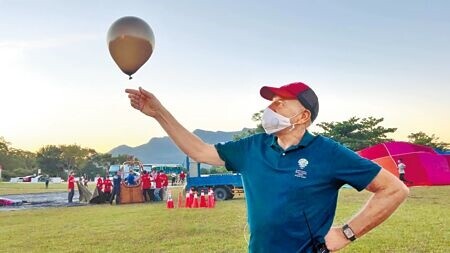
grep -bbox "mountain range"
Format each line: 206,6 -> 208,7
108,129 -> 246,164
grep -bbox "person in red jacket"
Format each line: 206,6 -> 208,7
140,170 -> 152,202
103,177 -> 113,201
159,170 -> 169,201
96,176 -> 104,193
67,171 -> 75,203
179,170 -> 186,184
154,171 -> 163,201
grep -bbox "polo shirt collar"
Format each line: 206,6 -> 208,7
265,131 -> 316,152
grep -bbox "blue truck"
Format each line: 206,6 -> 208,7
184,157 -> 244,201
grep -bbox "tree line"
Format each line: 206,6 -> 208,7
1,115 -> 448,180
234,112 -> 449,151
216,114 -> 449,174
0,138 -> 132,181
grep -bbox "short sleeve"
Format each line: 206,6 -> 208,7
214,137 -> 251,173
333,143 -> 381,191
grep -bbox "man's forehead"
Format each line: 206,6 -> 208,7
272,95 -> 293,101
271,96 -> 304,107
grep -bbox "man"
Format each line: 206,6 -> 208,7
171,172 -> 177,186
126,170 -> 136,186
110,171 -> 122,205
179,170 -> 186,184
96,176 -> 104,192
45,175 -> 49,189
149,170 -> 156,200
150,168 -> 157,179
140,170 -> 152,202
153,170 -> 163,201
397,159 -> 412,185
103,176 -> 113,201
159,170 -> 169,200
83,174 -> 88,186
125,82 -> 409,252
67,171 -> 75,203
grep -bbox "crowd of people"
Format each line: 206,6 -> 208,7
68,169 -> 187,205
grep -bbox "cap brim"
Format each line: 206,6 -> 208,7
260,86 -> 297,100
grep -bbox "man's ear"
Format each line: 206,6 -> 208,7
297,110 -> 311,125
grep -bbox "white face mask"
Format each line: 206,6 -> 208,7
262,107 -> 300,134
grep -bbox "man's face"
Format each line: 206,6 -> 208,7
269,96 -> 311,126
268,96 -> 303,118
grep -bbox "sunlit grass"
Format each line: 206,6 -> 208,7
0,182 -> 74,195
0,185 -> 449,252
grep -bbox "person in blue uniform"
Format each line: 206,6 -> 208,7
110,171 -> 122,205
126,170 -> 136,186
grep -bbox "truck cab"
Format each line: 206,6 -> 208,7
185,157 -> 244,201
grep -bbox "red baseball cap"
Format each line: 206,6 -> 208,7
260,82 -> 319,122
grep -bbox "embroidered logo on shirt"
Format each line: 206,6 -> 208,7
298,158 -> 309,169
295,158 -> 309,178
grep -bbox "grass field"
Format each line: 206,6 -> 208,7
0,184 -> 449,253
0,182 -> 78,195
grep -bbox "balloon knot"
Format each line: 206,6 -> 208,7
129,76 -> 133,80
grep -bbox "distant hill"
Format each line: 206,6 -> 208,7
108,129 -> 246,164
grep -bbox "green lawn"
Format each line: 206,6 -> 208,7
0,186 -> 449,252
0,182 -> 100,195
0,182 -> 74,195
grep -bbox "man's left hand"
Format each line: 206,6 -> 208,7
324,227 -> 350,252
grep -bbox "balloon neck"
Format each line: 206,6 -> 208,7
129,76 -> 133,80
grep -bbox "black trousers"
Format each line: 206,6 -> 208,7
110,188 -> 120,204
143,188 -> 151,202
68,188 -> 74,203
150,189 -> 155,201
399,173 -> 412,184
104,192 -> 111,202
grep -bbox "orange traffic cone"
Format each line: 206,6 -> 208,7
200,190 -> 207,208
208,188 -> 215,208
185,192 -> 191,208
189,188 -> 195,208
192,191 -> 199,208
189,188 -> 194,200
166,191 -> 174,209
177,192 -> 183,208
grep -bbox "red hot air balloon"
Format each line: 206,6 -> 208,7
107,16 -> 155,79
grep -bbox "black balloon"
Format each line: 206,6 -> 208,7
107,16 -> 155,79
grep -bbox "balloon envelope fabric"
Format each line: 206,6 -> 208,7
107,16 -> 155,79
357,141 -> 450,186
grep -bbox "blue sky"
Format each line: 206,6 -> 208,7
1,0 -> 449,152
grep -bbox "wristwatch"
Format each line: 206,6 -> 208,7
342,224 -> 356,241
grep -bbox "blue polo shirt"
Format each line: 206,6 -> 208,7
215,131 -> 381,253
113,175 -> 121,191
126,173 -> 136,185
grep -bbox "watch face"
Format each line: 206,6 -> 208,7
344,228 -> 354,238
